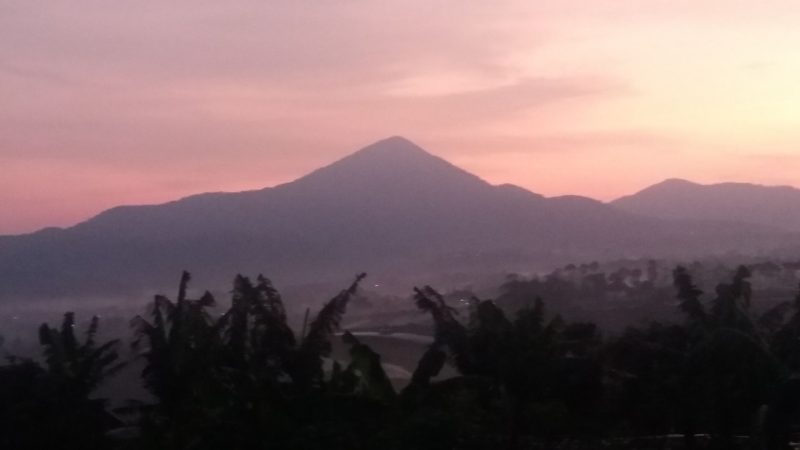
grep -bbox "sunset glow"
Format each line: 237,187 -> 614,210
3,1 -> 800,234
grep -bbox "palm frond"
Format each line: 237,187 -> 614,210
302,273 -> 366,355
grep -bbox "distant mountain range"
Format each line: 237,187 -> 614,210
1,137 -> 798,302
612,178 -> 800,232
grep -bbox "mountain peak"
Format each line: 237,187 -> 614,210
290,136 -> 491,193
347,136 -> 434,162
359,135 -> 425,152
651,178 -> 699,189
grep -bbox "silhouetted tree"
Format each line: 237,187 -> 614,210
413,286 -> 603,448
131,271 -> 375,450
0,313 -> 122,450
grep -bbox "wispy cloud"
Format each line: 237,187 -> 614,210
3,1 -> 800,233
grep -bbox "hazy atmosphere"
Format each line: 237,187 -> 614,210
4,1 -> 800,234
4,3 -> 800,450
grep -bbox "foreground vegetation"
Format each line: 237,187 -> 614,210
2,266 -> 800,450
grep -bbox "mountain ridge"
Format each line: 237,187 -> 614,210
0,137 -> 797,301
612,178 -> 800,232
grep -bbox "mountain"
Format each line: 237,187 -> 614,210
612,178 -> 800,232
0,138 -> 795,302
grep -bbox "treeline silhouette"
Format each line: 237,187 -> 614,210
2,267 -> 800,449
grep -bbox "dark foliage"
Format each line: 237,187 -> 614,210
2,267 -> 800,449
0,313 -> 123,450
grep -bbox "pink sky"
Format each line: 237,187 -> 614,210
3,1 -> 800,235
